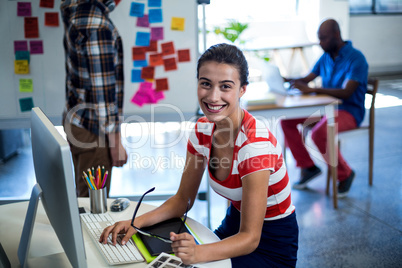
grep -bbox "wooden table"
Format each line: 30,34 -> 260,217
247,93 -> 341,208
245,42 -> 317,77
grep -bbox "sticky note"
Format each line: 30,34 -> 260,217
155,78 -> 169,91
131,69 -> 144,83
14,41 -> 28,54
15,51 -> 30,63
135,32 -> 150,47
45,12 -> 59,27
178,49 -> 191,62
146,40 -> 158,52
149,53 -> 163,66
130,2 -> 145,17
148,0 -> 162,8
40,0 -> 55,8
131,82 -> 153,106
149,9 -> 163,23
137,15 -> 149,28
24,17 -> 39,38
141,66 -> 155,80
161,41 -> 175,56
19,79 -> 33,93
171,17 -> 185,31
151,27 -> 164,41
30,40 -> 44,54
133,60 -> 148,67
14,60 -> 30,74
131,81 -> 165,106
163,57 -> 178,71
19,97 -> 34,112
17,2 -> 31,17
132,47 -> 146,61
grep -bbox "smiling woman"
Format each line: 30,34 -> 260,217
100,43 -> 299,267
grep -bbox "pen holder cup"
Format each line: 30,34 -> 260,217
89,187 -> 107,214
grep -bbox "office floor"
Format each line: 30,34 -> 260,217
1,75 -> 401,267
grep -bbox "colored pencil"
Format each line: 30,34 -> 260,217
101,171 -> 108,189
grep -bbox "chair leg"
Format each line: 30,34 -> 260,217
369,128 -> 374,186
326,167 -> 331,196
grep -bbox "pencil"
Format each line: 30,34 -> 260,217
101,171 -> 108,189
97,166 -> 101,189
82,171 -> 94,190
88,169 -> 97,190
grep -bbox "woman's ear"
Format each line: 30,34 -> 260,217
239,85 -> 247,98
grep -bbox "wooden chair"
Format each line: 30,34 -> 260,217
325,77 -> 379,194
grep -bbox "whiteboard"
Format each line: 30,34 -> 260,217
0,0 -> 199,129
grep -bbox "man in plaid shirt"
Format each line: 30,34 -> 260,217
61,0 -> 127,197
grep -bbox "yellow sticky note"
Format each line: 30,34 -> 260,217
14,60 -> 29,74
19,79 -> 33,92
171,17 -> 185,31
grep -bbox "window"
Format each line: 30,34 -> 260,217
350,0 -> 402,14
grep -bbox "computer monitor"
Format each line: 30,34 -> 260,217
18,107 -> 87,268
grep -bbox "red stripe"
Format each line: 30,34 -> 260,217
266,194 -> 292,217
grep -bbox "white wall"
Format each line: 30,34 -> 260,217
350,15 -> 402,74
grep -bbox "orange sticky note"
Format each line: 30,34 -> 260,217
161,41 -> 175,56
132,47 -> 146,60
155,78 -> 169,91
177,49 -> 191,62
141,66 -> 155,80
163,57 -> 178,71
45,12 -> 59,27
24,17 -> 39,38
149,53 -> 163,66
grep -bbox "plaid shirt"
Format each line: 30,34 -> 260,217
61,0 -> 124,136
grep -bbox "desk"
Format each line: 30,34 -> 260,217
247,93 -> 340,208
0,198 -> 230,268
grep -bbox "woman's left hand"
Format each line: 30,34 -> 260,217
170,232 -> 198,265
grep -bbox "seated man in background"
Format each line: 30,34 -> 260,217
281,18 -> 368,197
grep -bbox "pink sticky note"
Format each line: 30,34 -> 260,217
151,27 -> 164,41
137,15 -> 149,27
14,41 -> 28,54
17,2 -> 31,17
30,40 -> 44,54
150,90 -> 165,103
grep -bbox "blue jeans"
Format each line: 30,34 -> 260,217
214,205 -> 299,268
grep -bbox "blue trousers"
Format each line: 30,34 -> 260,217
214,205 -> 299,268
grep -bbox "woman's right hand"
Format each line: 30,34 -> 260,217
99,220 -> 135,246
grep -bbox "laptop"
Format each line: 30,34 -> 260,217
264,64 -> 301,95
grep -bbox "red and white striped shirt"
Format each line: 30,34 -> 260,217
187,110 -> 295,220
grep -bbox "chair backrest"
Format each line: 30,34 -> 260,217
367,78 -> 379,128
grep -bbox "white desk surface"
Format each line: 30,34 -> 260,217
0,198 -> 230,268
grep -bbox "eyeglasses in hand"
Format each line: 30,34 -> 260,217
130,187 -> 190,244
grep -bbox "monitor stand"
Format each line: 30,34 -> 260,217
17,183 -> 42,268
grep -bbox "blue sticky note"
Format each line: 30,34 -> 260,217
134,60 -> 148,67
135,32 -> 150,47
149,9 -> 163,23
148,0 -> 162,8
15,51 -> 30,63
130,2 -> 145,17
131,69 -> 144,83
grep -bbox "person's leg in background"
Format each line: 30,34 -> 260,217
281,117 -> 322,188
65,123 -> 113,197
310,110 -> 357,182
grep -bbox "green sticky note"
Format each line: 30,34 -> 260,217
19,97 -> 34,112
19,79 -> 33,92
15,51 -> 30,64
